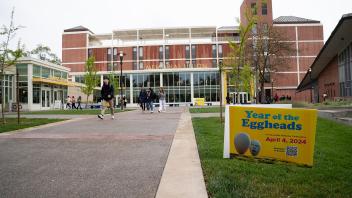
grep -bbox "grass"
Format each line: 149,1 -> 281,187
280,101 -> 352,109
189,107 -> 225,113
192,117 -> 352,198
20,108 -> 132,115
0,118 -> 66,133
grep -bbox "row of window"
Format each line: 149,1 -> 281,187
86,71 -> 221,103
251,1 -> 268,16
33,65 -> 68,79
338,42 -> 352,97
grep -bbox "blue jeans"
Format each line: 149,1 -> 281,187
147,101 -> 154,112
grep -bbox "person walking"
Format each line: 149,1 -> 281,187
139,88 -> 147,112
71,96 -> 77,109
123,96 -> 127,108
65,96 -> 71,109
76,96 -> 82,110
146,88 -> 156,113
98,77 -> 115,120
158,87 -> 166,113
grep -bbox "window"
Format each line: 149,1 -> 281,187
165,46 -> 170,60
88,49 -> 93,57
212,59 -> 217,68
19,87 -> 28,103
251,3 -> 257,15
107,48 -> 112,61
139,47 -> 143,59
133,62 -> 138,70
191,45 -> 196,59
113,48 -> 118,61
212,45 -> 217,58
33,65 -> 41,77
218,44 -> 223,58
159,46 -> 164,60
133,47 -> 137,60
262,2 -> 268,15
139,62 -> 144,70
33,84 -> 40,104
185,45 -> 190,60
42,67 -> 50,78
159,61 -> 164,69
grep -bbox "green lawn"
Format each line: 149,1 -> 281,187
20,109 -> 131,115
192,117 -> 352,198
0,118 -> 66,133
189,107 -> 225,113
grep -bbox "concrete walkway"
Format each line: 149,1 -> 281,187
0,109 -> 183,198
191,113 -> 222,118
156,111 -> 208,198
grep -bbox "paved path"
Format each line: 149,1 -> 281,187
156,111 -> 208,198
0,108 -> 183,198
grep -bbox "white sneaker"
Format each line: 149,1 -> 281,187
98,114 -> 104,120
111,115 -> 115,120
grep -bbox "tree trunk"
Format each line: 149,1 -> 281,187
260,82 -> 265,104
86,95 -> 89,109
1,71 -> 6,124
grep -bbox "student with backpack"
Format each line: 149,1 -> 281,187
146,88 -> 156,113
98,77 -> 115,120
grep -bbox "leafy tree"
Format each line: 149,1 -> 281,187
29,44 -> 61,65
81,56 -> 98,108
0,8 -> 24,124
246,21 -> 295,103
225,12 -> 256,103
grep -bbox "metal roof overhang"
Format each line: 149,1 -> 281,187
297,14 -> 352,92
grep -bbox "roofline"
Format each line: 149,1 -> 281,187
17,57 -> 71,72
297,13 -> 352,91
273,20 -> 320,24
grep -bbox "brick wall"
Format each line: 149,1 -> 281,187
317,56 -> 339,102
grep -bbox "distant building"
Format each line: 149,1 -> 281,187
61,0 -> 324,105
297,14 -> 352,102
0,57 -> 71,111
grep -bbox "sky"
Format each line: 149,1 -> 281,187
0,0 -> 351,59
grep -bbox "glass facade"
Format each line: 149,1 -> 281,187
163,72 -> 191,103
0,75 -> 13,104
80,70 -> 221,105
338,42 -> 352,97
193,72 -> 220,102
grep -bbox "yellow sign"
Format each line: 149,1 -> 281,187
194,98 -> 205,106
224,106 -> 317,166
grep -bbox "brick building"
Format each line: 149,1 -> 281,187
62,0 -> 324,105
297,14 -> 352,102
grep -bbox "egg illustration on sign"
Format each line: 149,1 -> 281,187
234,133 -> 251,154
249,140 -> 261,156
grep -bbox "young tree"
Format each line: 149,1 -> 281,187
225,13 -> 256,103
81,56 -> 99,108
246,23 -> 295,103
29,44 -> 61,65
0,8 -> 24,124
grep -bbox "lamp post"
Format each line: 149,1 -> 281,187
309,68 -> 313,103
119,51 -> 124,110
271,78 -> 274,102
219,60 -> 223,123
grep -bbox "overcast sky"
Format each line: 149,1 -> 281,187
0,0 -> 351,59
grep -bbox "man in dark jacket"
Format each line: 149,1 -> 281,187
98,77 -> 115,120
